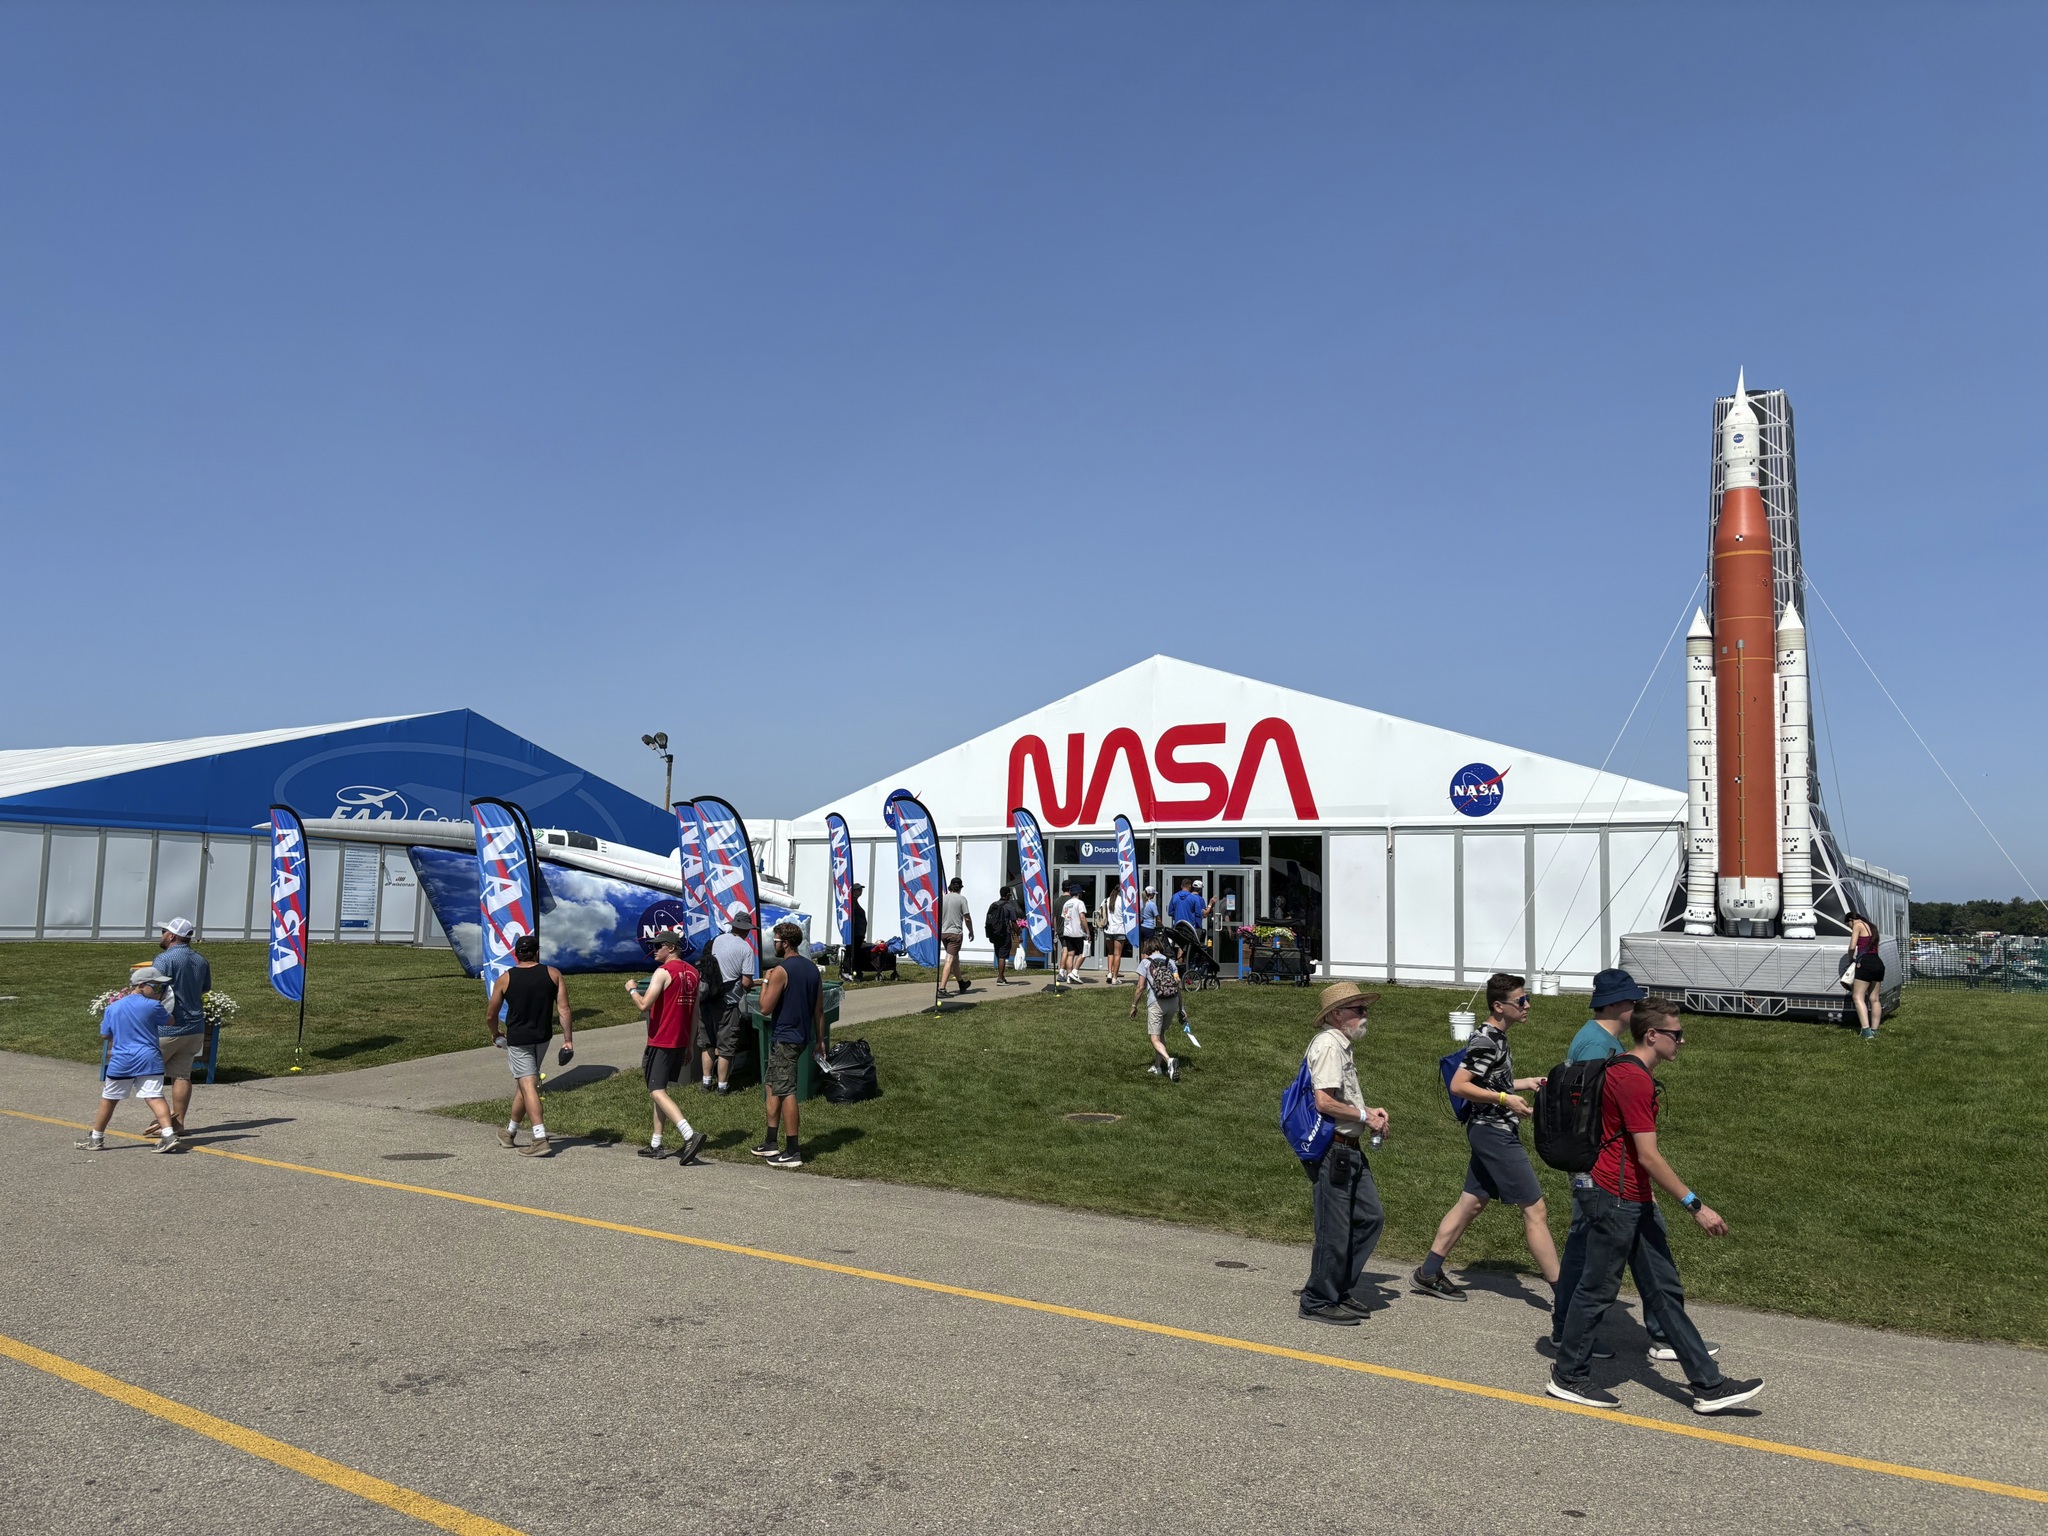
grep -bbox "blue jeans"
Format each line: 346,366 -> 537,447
1552,1181 -> 1668,1344
1301,1143 -> 1384,1312
1557,1187 -> 1720,1386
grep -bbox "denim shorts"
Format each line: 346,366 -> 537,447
1463,1119 -> 1544,1206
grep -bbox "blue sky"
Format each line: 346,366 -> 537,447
3,3 -> 2041,900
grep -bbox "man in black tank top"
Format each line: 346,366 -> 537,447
753,922 -> 824,1169
486,932 -> 573,1155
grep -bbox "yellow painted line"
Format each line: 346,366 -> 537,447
0,1330 -> 525,1535
9,1107 -> 2047,1508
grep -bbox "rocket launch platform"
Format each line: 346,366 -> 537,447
1619,376 -> 1908,1021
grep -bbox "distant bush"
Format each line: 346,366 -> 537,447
1910,898 -> 2048,936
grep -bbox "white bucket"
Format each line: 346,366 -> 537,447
1449,1010 -> 1476,1043
1537,973 -> 1560,996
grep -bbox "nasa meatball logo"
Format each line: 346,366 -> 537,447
1449,763 -> 1508,817
637,899 -> 692,957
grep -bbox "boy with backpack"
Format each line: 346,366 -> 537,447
1291,983 -> 1389,1325
1547,996 -> 1763,1414
986,887 -> 1020,985
1543,969 -> 1683,1362
1127,937 -> 1185,1080
1412,972 -> 1559,1300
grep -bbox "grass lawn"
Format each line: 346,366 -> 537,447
0,941 -> 646,1080
440,977 -> 2048,1346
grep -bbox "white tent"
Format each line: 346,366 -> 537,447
787,657 -> 1684,988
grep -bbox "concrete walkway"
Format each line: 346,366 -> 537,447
255,974 -> 1028,1113
1,1047 -> 2042,1535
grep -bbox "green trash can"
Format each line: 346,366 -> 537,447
744,979 -> 841,1101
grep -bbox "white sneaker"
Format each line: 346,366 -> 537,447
1649,1342 -> 1720,1362
1147,1064 -> 1163,1076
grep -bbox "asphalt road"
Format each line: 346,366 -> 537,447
2,1049 -> 2042,1536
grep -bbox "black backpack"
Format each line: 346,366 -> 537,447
985,901 -> 1009,941
695,943 -> 726,1007
1532,1056 -> 1649,1172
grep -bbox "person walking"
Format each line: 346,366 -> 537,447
152,917 -> 210,1135
845,884 -> 870,980
1549,996 -> 1764,1415
1847,909 -> 1885,1040
1412,973 -> 1560,1300
486,933 -> 573,1156
1547,969 -> 1688,1363
938,876 -> 975,995
698,913 -> 760,1093
1111,888 -> 1139,984
1166,878 -> 1201,932
1126,937 -> 1183,1081
77,968 -> 180,1153
1298,983 -> 1390,1325
986,886 -> 1022,986
1138,885 -> 1159,955
752,922 -> 824,1169
1058,884 -> 1090,984
626,931 -> 707,1165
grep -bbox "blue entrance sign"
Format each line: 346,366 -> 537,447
1449,762 -> 1509,817
1074,839 -> 1123,865
1175,838 -> 1240,865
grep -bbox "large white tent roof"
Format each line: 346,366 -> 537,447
799,656 -> 1681,836
0,716 -> 416,801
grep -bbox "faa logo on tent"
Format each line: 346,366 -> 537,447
1449,763 -> 1508,817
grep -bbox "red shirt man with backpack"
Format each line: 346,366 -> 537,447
1547,995 -> 1763,1415
626,931 -> 706,1166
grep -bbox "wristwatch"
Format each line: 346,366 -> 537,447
1681,1192 -> 1703,1214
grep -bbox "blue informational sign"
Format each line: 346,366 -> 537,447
1449,762 -> 1509,817
1169,838 -> 1241,865
1071,839 -> 1124,865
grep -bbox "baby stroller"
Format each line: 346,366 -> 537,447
1170,920 -> 1222,992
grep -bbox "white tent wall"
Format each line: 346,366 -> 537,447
1462,832 -> 1529,981
1394,832 -> 1457,982
1325,832 -> 1389,975
0,823 -> 442,947
957,838 -> 1004,959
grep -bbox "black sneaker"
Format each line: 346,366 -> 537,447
766,1149 -> 802,1170
1546,1371 -> 1620,1409
636,1144 -> 668,1159
1543,1334 -> 1614,1361
1411,1267 -> 1464,1300
1299,1306 -> 1361,1327
749,1141 -> 780,1159
698,1079 -> 714,1093
716,1082 -> 732,1096
1691,1376 -> 1764,1414
1335,1295 -> 1373,1317
677,1131 -> 707,1166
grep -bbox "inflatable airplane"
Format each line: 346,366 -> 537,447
297,817 -> 810,977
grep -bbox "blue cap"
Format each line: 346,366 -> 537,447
1590,968 -> 1647,1010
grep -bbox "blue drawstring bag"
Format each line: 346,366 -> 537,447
1279,1060 -> 1335,1163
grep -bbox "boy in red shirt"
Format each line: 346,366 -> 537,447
626,931 -> 706,1165
1548,996 -> 1764,1415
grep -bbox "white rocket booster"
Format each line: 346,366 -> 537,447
1776,603 -> 1816,938
1683,607 -> 1718,934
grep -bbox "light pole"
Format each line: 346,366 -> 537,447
641,732 -> 673,807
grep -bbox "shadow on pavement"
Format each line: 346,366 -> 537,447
542,1064 -> 619,1095
312,1034 -> 403,1060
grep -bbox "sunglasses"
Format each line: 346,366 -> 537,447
1648,1027 -> 1686,1043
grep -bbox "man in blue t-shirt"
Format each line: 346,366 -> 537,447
1548,969 -> 1697,1362
1167,879 -> 1206,931
154,917 -> 211,1133
78,970 -> 180,1153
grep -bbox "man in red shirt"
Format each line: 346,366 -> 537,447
1548,996 -> 1764,1415
626,931 -> 707,1165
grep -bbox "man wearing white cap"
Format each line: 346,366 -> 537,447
77,970 -> 180,1152
154,917 -> 210,1133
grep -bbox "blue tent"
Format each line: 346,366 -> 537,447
0,710 -> 672,851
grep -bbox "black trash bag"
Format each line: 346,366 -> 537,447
821,1039 -> 880,1104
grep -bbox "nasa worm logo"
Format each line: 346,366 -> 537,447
1449,763 -> 1508,817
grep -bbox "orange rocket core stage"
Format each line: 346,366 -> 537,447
1713,483 -> 1778,885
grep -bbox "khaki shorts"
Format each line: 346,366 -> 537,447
158,1032 -> 205,1082
942,933 -> 963,962
767,1040 -> 804,1097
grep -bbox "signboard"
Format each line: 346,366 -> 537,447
340,845 -> 379,931
1168,838 -> 1241,865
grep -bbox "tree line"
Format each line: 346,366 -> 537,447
1909,898 -> 2048,936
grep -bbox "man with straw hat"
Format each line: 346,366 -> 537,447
1298,982 -> 1390,1326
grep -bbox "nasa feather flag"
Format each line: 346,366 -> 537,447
267,804 -> 309,1005
674,803 -> 719,959
1011,807 -> 1055,957
826,812 -> 856,946
692,796 -> 761,969
471,799 -> 540,1008
885,792 -> 943,970
1113,814 -> 1140,947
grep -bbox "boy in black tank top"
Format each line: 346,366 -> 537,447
486,933 -> 573,1155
